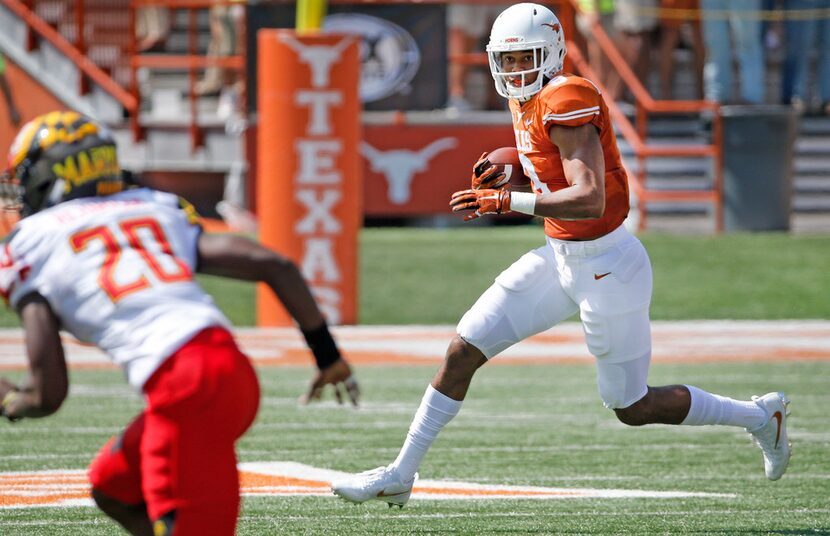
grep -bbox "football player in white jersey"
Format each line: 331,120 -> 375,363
0,111 -> 356,535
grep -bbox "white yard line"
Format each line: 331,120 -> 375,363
0,321 -> 828,369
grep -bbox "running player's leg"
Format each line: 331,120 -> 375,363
333,246 -> 579,506
141,328 -> 259,535
399,245 -> 578,477
88,414 -> 153,536
578,230 -> 790,479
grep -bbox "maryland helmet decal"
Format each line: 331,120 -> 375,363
2,111 -> 124,216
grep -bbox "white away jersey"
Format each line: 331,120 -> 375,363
0,188 -> 230,391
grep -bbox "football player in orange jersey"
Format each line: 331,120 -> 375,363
332,3 -> 790,508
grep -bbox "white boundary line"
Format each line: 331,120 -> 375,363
0,320 -> 828,369
0,461 -> 734,510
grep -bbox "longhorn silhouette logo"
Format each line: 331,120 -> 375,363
279,34 -> 354,88
360,138 -> 459,205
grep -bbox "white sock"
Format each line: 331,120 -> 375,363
391,384 -> 462,481
681,385 -> 766,429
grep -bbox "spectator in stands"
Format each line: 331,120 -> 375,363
576,0 -> 622,100
196,5 -> 238,97
136,6 -> 170,53
0,53 -> 21,125
700,0 -> 765,104
446,4 -> 508,111
657,0 -> 705,99
614,0 -> 659,98
781,0 -> 830,114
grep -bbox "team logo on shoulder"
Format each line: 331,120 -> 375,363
323,14 -> 420,103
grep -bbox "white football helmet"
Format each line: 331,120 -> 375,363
486,3 -> 567,101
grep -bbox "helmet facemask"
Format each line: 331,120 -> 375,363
488,48 -> 553,102
0,170 -> 24,216
0,158 -> 65,218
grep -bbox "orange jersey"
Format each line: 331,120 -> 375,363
509,73 -> 629,240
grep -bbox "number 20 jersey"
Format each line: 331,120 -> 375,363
0,188 -> 230,391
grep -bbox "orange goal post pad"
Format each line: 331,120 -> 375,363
256,30 -> 361,326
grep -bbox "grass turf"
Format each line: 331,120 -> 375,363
358,226 -> 830,324
0,361 -> 827,534
0,227 -> 827,327
0,226 -> 828,533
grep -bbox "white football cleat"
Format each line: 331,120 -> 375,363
331,465 -> 416,508
747,392 -> 791,481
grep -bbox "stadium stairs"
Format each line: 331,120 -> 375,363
613,45 -> 830,233
1,2 -> 828,231
0,3 -> 242,217
615,114 -> 830,216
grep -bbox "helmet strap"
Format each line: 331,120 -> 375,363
46,179 -> 65,208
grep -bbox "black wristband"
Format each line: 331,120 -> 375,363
301,323 -> 341,370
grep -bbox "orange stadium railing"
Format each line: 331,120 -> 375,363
560,0 -> 723,232
1,0 -> 137,113
3,0 -> 724,232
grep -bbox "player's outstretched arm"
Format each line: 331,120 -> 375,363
197,232 -> 325,328
195,233 -> 359,406
0,294 -> 68,421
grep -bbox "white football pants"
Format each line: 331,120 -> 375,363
457,224 -> 652,409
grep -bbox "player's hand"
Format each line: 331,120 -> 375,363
299,358 -> 360,407
0,378 -> 22,422
450,188 -> 511,221
0,378 -> 19,402
471,152 -> 508,190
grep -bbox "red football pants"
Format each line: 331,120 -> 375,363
88,327 -> 260,535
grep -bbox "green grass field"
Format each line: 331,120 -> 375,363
357,227 -> 830,324
1,226 -> 825,327
0,361 -> 828,535
0,226 -> 828,534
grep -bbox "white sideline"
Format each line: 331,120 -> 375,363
0,320 -> 828,368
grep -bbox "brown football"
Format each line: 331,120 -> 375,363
485,147 -> 531,188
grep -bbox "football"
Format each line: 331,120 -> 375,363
485,147 -> 531,188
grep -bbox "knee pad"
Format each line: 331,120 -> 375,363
457,286 -> 524,359
596,353 -> 650,409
